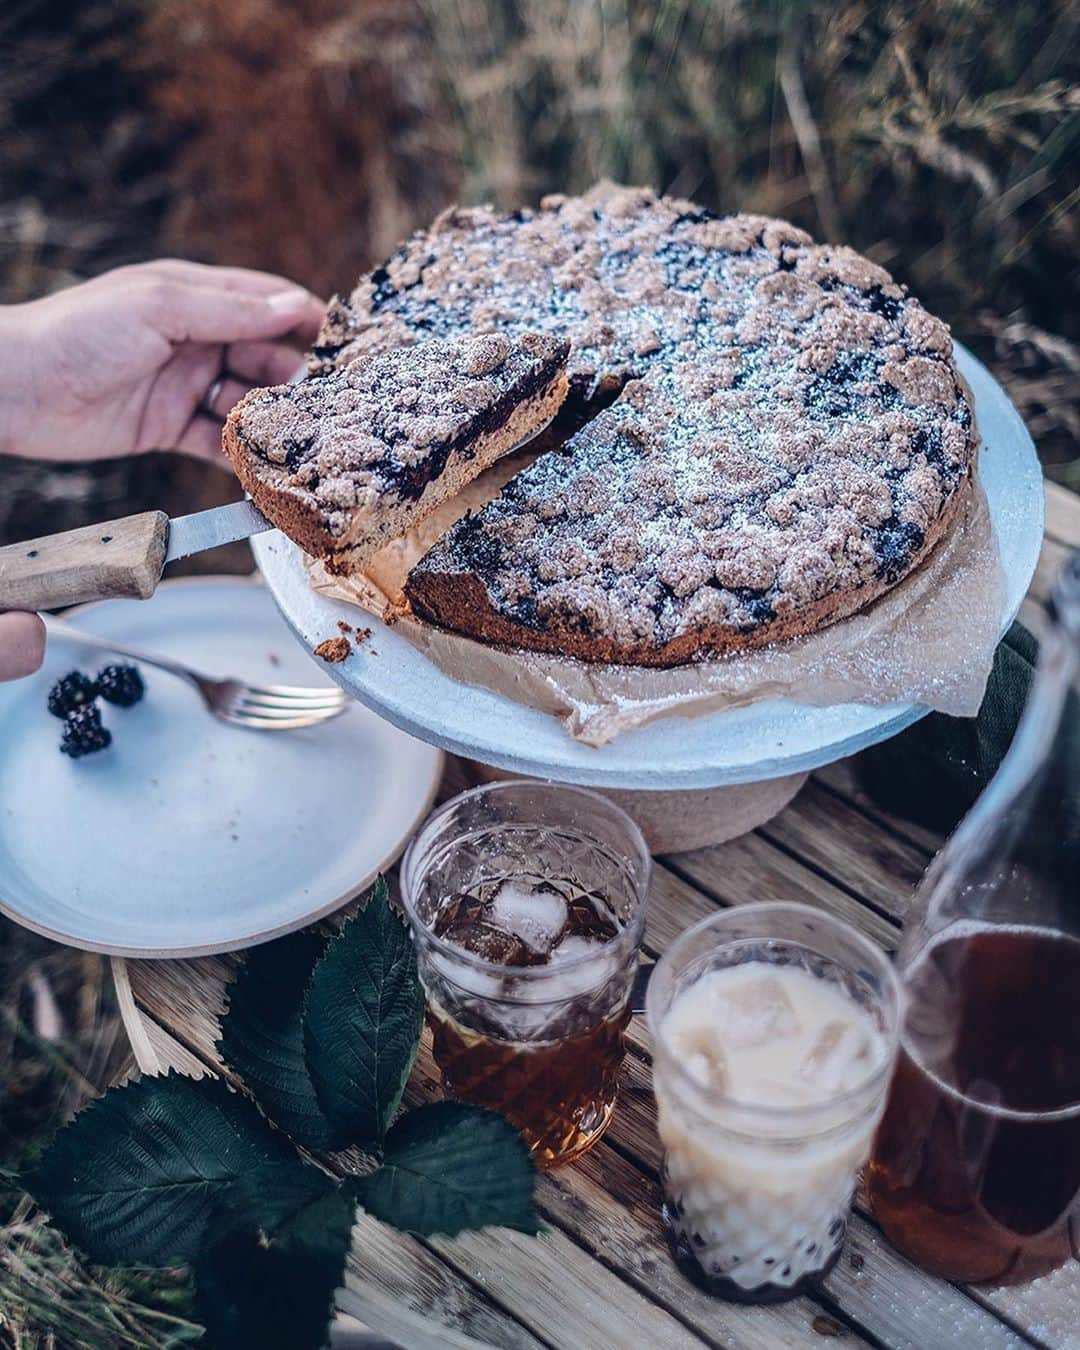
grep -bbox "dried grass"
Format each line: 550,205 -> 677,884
0,931 -> 199,1350
0,1192 -> 200,1350
143,0 -> 461,296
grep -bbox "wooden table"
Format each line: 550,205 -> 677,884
113,481 -> 1080,1350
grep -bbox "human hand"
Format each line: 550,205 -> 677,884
0,612 -> 45,681
0,260 -> 325,463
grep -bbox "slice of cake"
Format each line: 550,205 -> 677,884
223,332 -> 570,575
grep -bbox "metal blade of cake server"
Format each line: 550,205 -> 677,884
164,500 -> 274,564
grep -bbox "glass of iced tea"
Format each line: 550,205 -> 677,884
647,903 -> 902,1304
401,780 -> 651,1169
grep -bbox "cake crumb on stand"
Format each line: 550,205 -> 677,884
314,636 -> 351,663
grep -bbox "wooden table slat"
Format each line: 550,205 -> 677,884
663,834 -> 900,948
811,760 -> 943,858
754,777 -> 928,919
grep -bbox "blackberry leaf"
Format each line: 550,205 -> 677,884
194,1163 -> 352,1350
349,1102 -> 538,1237
218,930 -> 345,1151
303,877 -> 423,1150
22,1073 -> 294,1268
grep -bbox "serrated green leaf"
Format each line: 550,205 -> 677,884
22,1073 -> 294,1268
303,877 -> 424,1150
218,930 -> 344,1151
195,1162 -> 353,1350
349,1103 -> 538,1237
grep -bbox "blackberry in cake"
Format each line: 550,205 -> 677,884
223,333 -> 570,575
313,183 -> 979,665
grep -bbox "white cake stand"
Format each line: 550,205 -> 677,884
252,345 -> 1043,819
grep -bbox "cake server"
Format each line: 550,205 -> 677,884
0,500 -> 274,612
0,410 -> 561,614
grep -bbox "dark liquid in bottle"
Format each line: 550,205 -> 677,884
868,926 -> 1080,1284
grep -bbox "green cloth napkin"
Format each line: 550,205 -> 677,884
859,621 -> 1040,834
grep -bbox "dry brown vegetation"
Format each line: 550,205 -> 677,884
1,0 -> 1076,474
143,0 -> 461,297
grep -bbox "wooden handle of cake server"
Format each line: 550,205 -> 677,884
0,511 -> 169,612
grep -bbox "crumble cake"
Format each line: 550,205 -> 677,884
223,332 -> 569,575
311,183 -> 978,665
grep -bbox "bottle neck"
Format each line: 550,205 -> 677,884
996,614 -> 1077,815
899,578 -> 1080,963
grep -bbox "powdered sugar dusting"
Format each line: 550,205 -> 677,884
230,332 -> 568,542
315,183 -> 977,662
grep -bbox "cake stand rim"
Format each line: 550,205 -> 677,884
252,342 -> 1044,791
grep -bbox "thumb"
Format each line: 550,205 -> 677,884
0,612 -> 46,681
139,279 -> 324,346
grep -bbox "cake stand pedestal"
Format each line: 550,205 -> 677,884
461,759 -> 808,853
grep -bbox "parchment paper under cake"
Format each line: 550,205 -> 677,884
306,469 -> 1005,749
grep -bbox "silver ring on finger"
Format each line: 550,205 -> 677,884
200,374 -> 227,419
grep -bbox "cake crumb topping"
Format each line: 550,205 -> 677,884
230,332 -> 569,545
313,183 -> 976,663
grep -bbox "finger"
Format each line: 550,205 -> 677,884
175,413 -> 230,464
0,612 -> 46,681
138,259 -> 327,301
134,341 -> 222,453
226,340 -> 308,387
135,277 -> 324,346
204,377 -> 250,419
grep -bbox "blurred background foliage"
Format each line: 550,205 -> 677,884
0,1 -> 1077,1344
2,0 -> 1077,481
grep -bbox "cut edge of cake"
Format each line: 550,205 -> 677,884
223,333 -> 570,576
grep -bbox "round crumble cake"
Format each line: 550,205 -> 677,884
312,183 -> 978,666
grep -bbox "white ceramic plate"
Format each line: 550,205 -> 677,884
0,577 -> 442,956
253,344 -> 1044,791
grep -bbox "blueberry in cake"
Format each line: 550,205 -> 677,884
313,183 -> 978,666
224,333 -> 570,575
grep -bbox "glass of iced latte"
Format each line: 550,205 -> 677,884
401,780 -> 650,1169
647,903 -> 902,1303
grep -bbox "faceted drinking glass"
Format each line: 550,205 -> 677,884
401,780 -> 651,1169
647,902 -> 902,1304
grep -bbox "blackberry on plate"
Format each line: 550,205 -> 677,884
60,704 -> 112,758
96,663 -> 144,708
47,671 -> 98,719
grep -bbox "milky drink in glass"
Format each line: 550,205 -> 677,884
648,904 -> 901,1303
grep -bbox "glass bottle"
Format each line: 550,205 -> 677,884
868,550 -> 1080,1285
